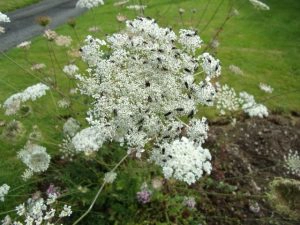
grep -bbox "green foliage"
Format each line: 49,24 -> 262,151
0,0 -> 40,12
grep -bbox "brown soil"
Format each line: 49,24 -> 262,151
199,114 -> 300,225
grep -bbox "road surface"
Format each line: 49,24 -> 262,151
0,0 -> 86,51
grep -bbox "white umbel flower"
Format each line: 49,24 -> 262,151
284,150 -> 300,176
76,0 -> 104,9
72,126 -> 108,152
18,144 -> 51,173
0,184 -> 10,202
259,82 -> 273,93
0,12 -> 10,23
201,52 -> 221,80
215,84 -> 240,115
63,117 -> 80,137
150,137 -> 212,185
239,91 -> 268,118
178,29 -> 203,53
63,64 -> 79,77
104,172 -> 117,184
59,205 -> 72,217
3,83 -> 49,115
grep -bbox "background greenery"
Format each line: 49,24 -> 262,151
0,0 -> 40,12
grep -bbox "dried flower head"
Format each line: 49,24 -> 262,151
36,16 -> 51,27
116,13 -> 127,23
229,64 -> 244,75
43,29 -> 57,41
67,18 -> 77,28
55,35 -> 72,47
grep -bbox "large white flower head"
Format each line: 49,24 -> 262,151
18,143 -> 51,173
150,137 -> 212,185
0,12 -> 10,23
76,0 -> 104,9
75,17 -> 223,183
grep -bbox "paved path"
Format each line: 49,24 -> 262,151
0,0 -> 86,51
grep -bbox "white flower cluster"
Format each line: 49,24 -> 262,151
249,0 -> 270,10
259,82 -> 273,93
2,194 -> 72,225
76,0 -> 104,9
63,64 -> 79,77
63,117 -> 80,137
0,12 -> 10,23
57,98 -> 71,109
150,137 -> 212,185
178,29 -> 203,53
284,150 -> 300,176
72,126 -> 109,153
18,143 -> 51,180
59,136 -> 76,160
72,17 -> 229,183
55,35 -> 72,47
201,52 -> 221,80
3,83 -> 49,115
104,172 -> 117,184
215,84 -> 240,115
17,41 -> 31,49
239,91 -> 268,118
31,63 -> 46,71
0,184 -> 10,202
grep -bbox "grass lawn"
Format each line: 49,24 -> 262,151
0,0 -> 40,12
0,0 -> 299,222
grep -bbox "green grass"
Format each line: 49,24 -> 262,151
0,0 -> 300,222
0,0 -> 40,12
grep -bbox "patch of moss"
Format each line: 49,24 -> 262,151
267,177 -> 300,220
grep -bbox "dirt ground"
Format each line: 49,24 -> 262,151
200,113 -> 300,225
